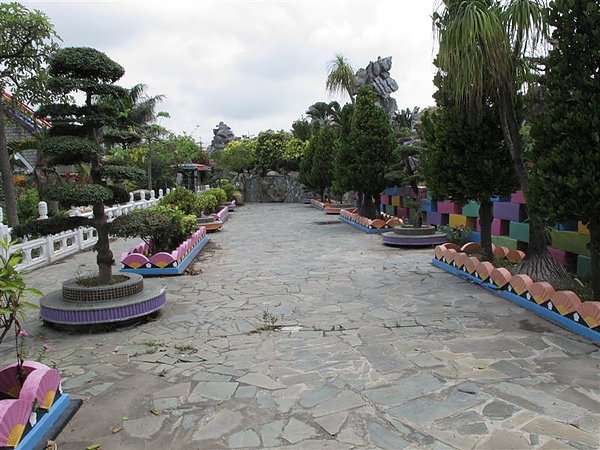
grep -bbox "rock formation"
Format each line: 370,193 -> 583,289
207,121 -> 237,153
354,56 -> 399,115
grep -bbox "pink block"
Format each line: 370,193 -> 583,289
491,219 -> 510,236
396,207 -> 409,218
437,200 -> 462,214
380,195 -> 389,205
548,246 -> 568,265
511,190 -> 527,204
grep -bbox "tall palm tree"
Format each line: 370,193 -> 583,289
434,0 -> 568,283
326,54 -> 356,103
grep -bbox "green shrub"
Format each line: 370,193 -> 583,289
158,187 -> 199,215
216,181 -> 236,200
204,187 -> 227,206
16,187 -> 40,223
197,192 -> 218,215
109,205 -> 197,253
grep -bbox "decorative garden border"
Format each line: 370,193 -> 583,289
339,208 -> 403,234
120,226 -> 209,276
0,361 -> 80,449
432,242 -> 600,344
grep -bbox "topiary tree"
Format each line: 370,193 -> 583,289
337,86 -> 396,218
36,47 -> 129,284
529,0 -> 600,297
300,126 -> 337,201
421,70 -> 518,261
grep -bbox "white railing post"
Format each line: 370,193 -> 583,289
158,188 -> 163,198
141,191 -> 148,208
38,201 -> 48,220
166,188 -> 171,195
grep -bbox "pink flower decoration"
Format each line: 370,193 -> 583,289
42,343 -> 51,351
18,330 -> 29,337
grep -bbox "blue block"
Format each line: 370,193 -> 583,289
421,197 -> 437,212
468,231 -> 481,243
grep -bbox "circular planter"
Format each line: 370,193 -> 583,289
62,274 -> 143,302
383,225 -> 448,247
393,225 -> 437,236
41,273 -> 165,326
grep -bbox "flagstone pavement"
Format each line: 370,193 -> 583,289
5,203 -> 599,449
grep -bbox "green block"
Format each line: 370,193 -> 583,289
491,235 -> 518,250
577,255 -> 591,279
550,231 -> 590,257
462,201 -> 480,217
385,205 -> 395,215
509,221 -> 530,243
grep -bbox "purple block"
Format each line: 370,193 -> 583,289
493,202 -> 526,222
511,190 -> 527,204
548,246 -> 568,265
426,211 -> 449,226
380,195 -> 389,205
437,201 -> 462,215
491,219 -> 510,236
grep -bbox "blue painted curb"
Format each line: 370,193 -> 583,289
18,393 -> 71,450
339,216 -> 391,234
431,258 -> 600,344
121,235 -> 210,276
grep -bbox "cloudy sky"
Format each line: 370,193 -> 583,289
24,1 -> 438,147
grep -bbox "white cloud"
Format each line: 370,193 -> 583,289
24,0 -> 437,147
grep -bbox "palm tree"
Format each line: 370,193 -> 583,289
326,54 -> 356,103
305,101 -> 340,128
434,0 -> 568,283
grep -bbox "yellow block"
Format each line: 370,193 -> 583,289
578,222 -> 590,235
391,196 -> 401,207
449,214 -> 475,229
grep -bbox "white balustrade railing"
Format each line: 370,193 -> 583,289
0,189 -> 169,271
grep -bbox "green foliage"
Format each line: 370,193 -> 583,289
103,164 -> 146,186
529,0 -> 600,225
212,139 -> 256,173
45,183 -> 113,208
216,181 -> 236,200
300,126 -> 337,197
420,72 -> 517,204
15,187 -> 39,224
197,192 -> 218,215
158,187 -> 200,215
109,206 -> 197,254
338,86 -> 396,197
254,130 -> 289,174
48,47 -> 125,83
0,237 -> 42,355
12,215 -> 91,239
291,118 -> 312,141
281,137 -> 307,171
39,135 -> 102,166
204,188 -> 227,206
438,225 -> 472,246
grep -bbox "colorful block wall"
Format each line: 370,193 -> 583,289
381,187 -> 592,279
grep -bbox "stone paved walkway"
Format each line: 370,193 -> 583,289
5,203 -> 599,449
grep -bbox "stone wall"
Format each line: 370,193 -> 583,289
234,171 -> 305,203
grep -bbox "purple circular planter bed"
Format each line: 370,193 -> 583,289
382,225 -> 448,247
40,274 -> 166,325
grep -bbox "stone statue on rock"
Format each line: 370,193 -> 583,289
354,56 -> 398,116
207,121 -> 238,153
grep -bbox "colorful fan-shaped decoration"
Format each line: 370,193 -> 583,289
19,368 -> 60,410
0,399 -> 32,447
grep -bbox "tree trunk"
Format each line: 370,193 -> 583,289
93,201 -> 113,284
147,142 -> 152,191
0,104 -> 19,227
588,219 -> 600,300
359,193 -> 377,219
479,199 -> 494,262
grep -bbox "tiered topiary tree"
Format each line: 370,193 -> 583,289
529,0 -> 600,297
299,126 -> 337,201
420,70 -> 518,261
336,86 -> 396,218
36,47 -> 130,284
